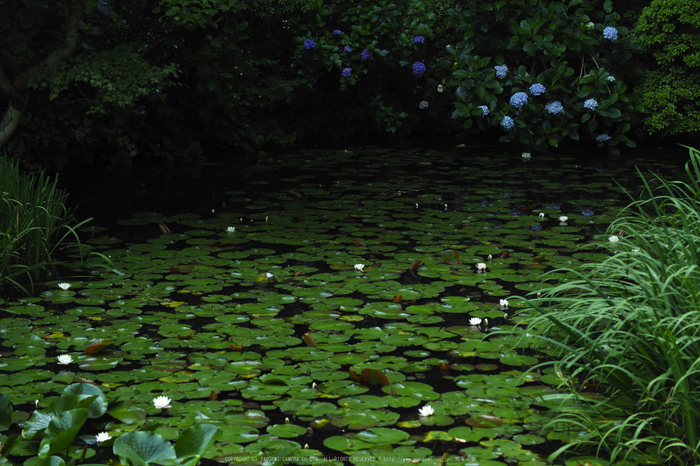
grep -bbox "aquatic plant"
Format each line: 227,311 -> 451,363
0,156 -> 90,294
0,386 -> 221,465
0,147 -> 655,465
523,146 -> 700,465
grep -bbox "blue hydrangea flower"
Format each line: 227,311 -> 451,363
344,45 -> 352,52
412,61 -> 426,76
332,30 -> 342,35
478,105 -> 489,116
414,36 -> 425,44
584,99 -> 598,111
581,208 -> 595,217
419,100 -> 429,109
342,67 -> 352,77
494,65 -> 508,79
606,76 -> 616,82
361,49 -> 371,61
97,1 -> 110,15
603,27 -> 618,41
501,116 -> 514,130
545,101 -> 565,115
303,39 -> 316,49
510,92 -> 528,109
530,83 -> 546,96
531,225 -> 542,231
596,133 -> 611,142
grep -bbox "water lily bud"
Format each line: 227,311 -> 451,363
285,417 -> 290,424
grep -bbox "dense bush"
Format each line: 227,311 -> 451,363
2,0 -> 700,164
291,0 -> 451,139
632,0 -> 700,138
444,0 -> 642,154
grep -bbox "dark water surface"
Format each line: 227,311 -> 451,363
1,144 -> 690,466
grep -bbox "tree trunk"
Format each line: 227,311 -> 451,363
0,1 -> 84,149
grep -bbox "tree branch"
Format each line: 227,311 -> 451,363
0,0 -> 85,148
14,0 -> 84,90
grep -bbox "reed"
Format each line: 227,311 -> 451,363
0,156 -> 90,294
522,146 -> 700,465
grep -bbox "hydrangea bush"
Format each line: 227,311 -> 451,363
292,0 -> 437,134
444,0 -> 641,153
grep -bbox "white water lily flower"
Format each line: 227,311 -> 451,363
558,215 -> 568,222
499,299 -> 509,309
608,235 -> 620,243
354,264 -> 365,272
521,152 -> 531,159
226,226 -> 235,233
469,317 -> 482,326
418,405 -> 434,417
58,283 -> 71,290
265,272 -> 274,278
539,212 -> 545,218
95,432 -> 112,444
476,263 -> 487,271
57,355 -> 73,365
153,396 -> 172,409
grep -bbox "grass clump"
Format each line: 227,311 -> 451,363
0,156 -> 89,294
523,146 -> 700,465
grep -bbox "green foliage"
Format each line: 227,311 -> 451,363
291,0 -> 448,137
0,385 -> 221,465
0,155 -> 90,295
522,146 -> 700,464
445,0 -> 641,154
31,45 -> 178,117
632,0 -> 700,137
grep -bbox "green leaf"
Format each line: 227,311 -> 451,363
38,408 -> 90,457
107,401 -> 147,424
30,456 -> 66,466
173,424 -> 222,466
63,383 -> 108,418
0,394 -> 11,431
114,431 -> 177,466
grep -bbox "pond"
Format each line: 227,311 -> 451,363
0,145 -> 685,466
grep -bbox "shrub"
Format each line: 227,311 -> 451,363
0,156 -> 89,294
522,146 -> 700,464
632,0 -> 700,138
291,0 -> 447,138
445,0 -> 642,154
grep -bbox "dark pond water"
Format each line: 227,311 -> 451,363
0,143 -> 690,466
